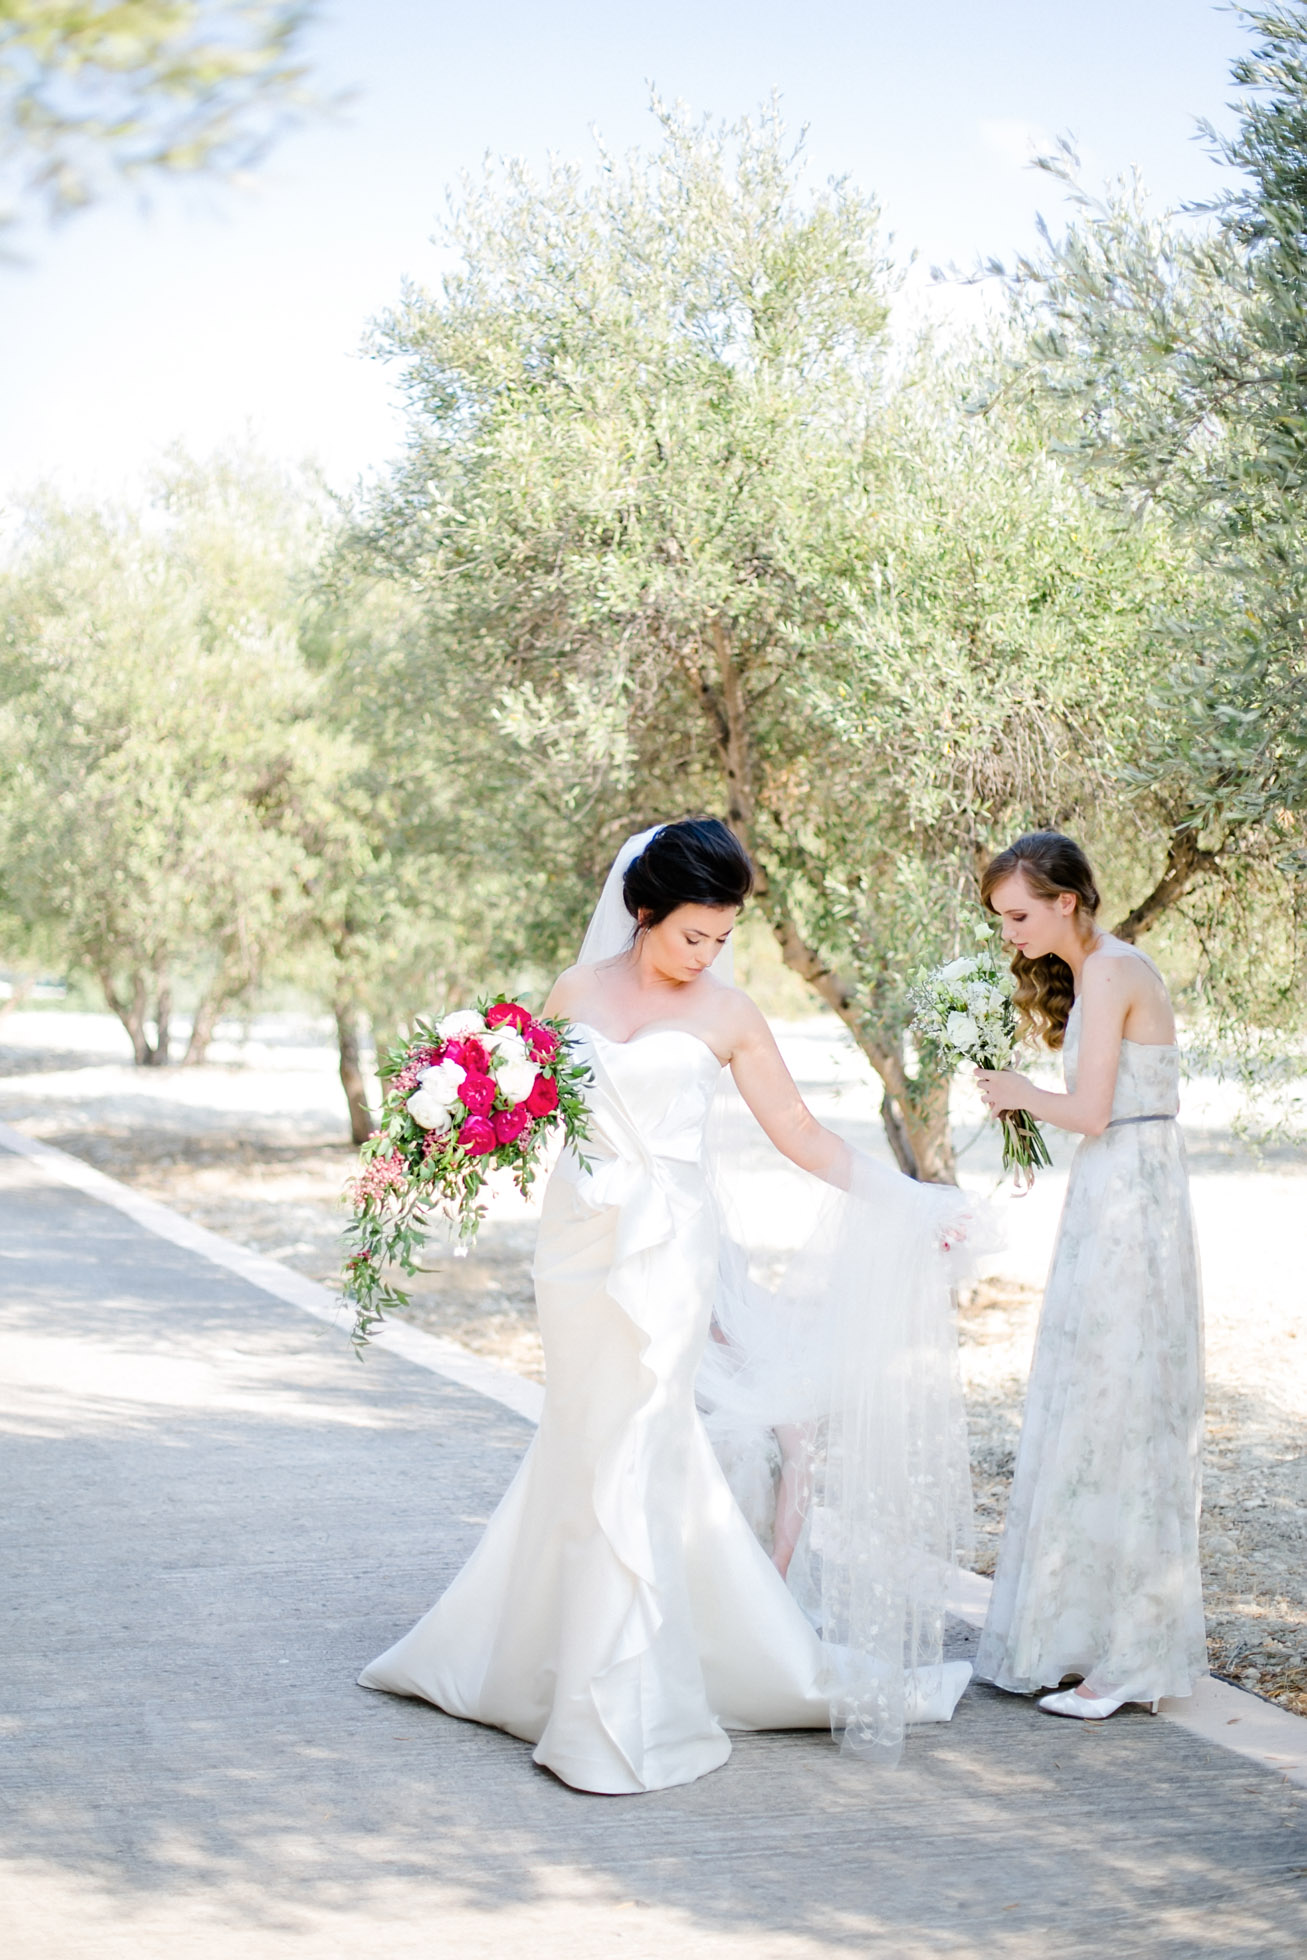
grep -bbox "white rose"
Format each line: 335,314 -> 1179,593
939,956 -> 978,982
417,1058 -> 466,1103
436,1009 -> 486,1037
407,1086 -> 456,1132
498,1055 -> 538,1104
945,1011 -> 979,1053
482,1028 -> 535,1100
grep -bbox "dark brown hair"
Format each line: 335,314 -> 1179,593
623,818 -> 754,927
980,831 -> 1101,1049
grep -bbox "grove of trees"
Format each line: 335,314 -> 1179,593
4,3 -> 1306,1175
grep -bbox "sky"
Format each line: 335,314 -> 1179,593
0,0 -> 1255,503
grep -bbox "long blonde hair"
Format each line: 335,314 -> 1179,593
980,831 -> 1101,1050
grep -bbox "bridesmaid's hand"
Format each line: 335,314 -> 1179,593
976,1068 -> 1031,1115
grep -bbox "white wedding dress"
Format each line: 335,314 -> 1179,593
975,940 -> 1207,1703
360,831 -> 977,1793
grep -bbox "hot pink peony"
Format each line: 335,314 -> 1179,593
458,1071 -> 496,1117
525,1073 -> 559,1117
486,1000 -> 532,1034
492,1105 -> 531,1145
526,1023 -> 559,1062
457,1115 -> 496,1156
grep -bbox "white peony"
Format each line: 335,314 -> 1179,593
481,1028 -> 536,1102
945,1011 -> 980,1053
481,1027 -> 528,1064
498,1055 -> 538,1103
940,956 -> 978,982
436,1008 -> 486,1037
407,1057 -> 467,1131
407,1086 -> 456,1132
417,1058 -> 466,1102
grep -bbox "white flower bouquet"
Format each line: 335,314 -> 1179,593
909,949 -> 1053,1179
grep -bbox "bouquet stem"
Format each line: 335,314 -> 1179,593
1000,1108 -> 1054,1180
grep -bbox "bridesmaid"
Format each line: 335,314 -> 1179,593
971,831 -> 1206,1720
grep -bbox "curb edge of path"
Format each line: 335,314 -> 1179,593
0,1118 -> 544,1422
3,1117 -> 1305,1789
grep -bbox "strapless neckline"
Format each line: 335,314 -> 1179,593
572,1019 -> 725,1067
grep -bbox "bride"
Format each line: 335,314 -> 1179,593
359,819 -> 978,1793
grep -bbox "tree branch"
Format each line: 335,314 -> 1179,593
1112,826 -> 1223,941
690,616 -> 951,1179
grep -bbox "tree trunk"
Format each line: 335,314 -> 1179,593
335,999 -> 374,1146
763,903 -> 957,1180
182,982 -> 228,1066
100,970 -> 149,1064
99,969 -> 169,1065
690,618 -> 956,1182
1113,826 -> 1221,942
893,1074 -> 956,1184
146,979 -> 172,1067
0,973 -> 35,1022
879,1091 -> 918,1178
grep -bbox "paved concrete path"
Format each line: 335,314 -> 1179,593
2,1146 -> 1306,1960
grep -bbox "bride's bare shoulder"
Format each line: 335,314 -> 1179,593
701,975 -> 770,1044
543,963 -> 596,1016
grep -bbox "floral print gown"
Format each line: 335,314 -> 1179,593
975,945 -> 1207,1703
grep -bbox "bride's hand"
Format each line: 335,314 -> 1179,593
976,1067 -> 1031,1115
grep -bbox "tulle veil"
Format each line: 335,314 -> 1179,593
577,826 -> 982,1763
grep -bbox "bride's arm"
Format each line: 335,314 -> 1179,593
977,958 -> 1128,1137
724,996 -> 852,1186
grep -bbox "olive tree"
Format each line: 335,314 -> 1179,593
0,0 -> 319,234
349,102 -> 1206,1178
0,453 -> 347,1066
984,4 -> 1307,1032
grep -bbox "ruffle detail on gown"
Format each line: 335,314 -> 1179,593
358,1024 -> 982,1790
538,1035 -> 726,1787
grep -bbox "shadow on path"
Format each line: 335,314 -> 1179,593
2,1167 -> 1306,1959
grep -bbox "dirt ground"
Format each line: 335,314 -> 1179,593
2,1007 -> 1303,1718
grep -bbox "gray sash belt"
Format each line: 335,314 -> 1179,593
1107,1113 -> 1176,1128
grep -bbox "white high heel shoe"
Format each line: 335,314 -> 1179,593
1038,1688 -> 1161,1720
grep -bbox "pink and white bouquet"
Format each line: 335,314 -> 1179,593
342,998 -> 591,1350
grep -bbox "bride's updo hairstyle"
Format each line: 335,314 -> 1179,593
980,830 -> 1101,1050
622,818 -> 754,931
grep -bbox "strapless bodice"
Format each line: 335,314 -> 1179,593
568,1023 -> 723,1169
1064,1002 -> 1180,1121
